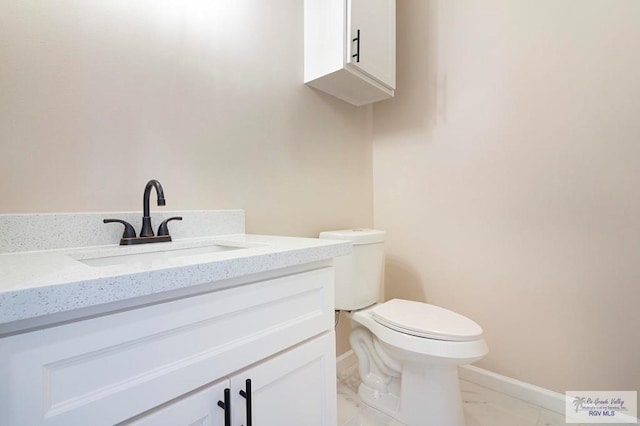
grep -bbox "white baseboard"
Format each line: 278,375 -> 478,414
459,364 -> 566,414
336,349 -> 357,376
460,366 -> 639,422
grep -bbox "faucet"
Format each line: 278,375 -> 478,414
140,179 -> 166,237
103,179 -> 182,245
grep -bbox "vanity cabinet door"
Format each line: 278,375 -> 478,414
231,332 -> 337,426
121,379 -> 230,426
123,332 -> 337,426
347,0 -> 396,89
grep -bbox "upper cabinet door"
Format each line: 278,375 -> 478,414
347,0 -> 396,89
304,0 -> 396,106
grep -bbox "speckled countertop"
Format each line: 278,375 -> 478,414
0,211 -> 351,332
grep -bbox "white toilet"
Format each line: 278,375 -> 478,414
320,229 -> 488,426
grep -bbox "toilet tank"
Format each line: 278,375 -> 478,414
319,229 -> 386,311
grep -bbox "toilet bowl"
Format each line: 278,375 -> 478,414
319,229 -> 488,426
348,299 -> 487,426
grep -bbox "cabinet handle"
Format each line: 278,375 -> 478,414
239,379 -> 252,426
217,388 -> 231,426
352,29 -> 360,63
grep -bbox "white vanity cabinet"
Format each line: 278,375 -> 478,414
0,266 -> 337,426
304,0 -> 396,106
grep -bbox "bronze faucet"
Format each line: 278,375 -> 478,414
103,179 -> 182,245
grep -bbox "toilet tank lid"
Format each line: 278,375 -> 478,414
319,229 -> 385,245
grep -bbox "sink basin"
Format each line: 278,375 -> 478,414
77,244 -> 243,267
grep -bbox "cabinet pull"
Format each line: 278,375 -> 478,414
239,379 -> 253,426
352,29 -> 360,63
217,388 -> 231,426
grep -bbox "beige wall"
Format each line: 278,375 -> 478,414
0,0 -> 373,237
373,0 -> 640,394
3,0 -> 639,397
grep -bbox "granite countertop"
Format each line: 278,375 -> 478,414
0,209 -> 351,336
0,230 -> 350,334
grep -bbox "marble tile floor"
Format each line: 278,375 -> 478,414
337,366 -> 598,426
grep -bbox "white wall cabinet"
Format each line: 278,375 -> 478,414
305,0 -> 396,106
0,267 -> 337,426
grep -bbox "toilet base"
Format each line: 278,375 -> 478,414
357,362 -> 465,426
399,362 -> 465,426
358,381 -> 401,418
350,322 -> 470,426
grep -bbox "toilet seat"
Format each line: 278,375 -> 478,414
350,304 -> 488,363
371,299 -> 483,342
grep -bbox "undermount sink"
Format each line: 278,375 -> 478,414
76,244 -> 244,267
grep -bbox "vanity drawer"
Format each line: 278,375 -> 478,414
0,266 -> 334,426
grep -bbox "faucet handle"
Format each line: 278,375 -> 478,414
103,219 -> 137,239
157,216 -> 183,237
